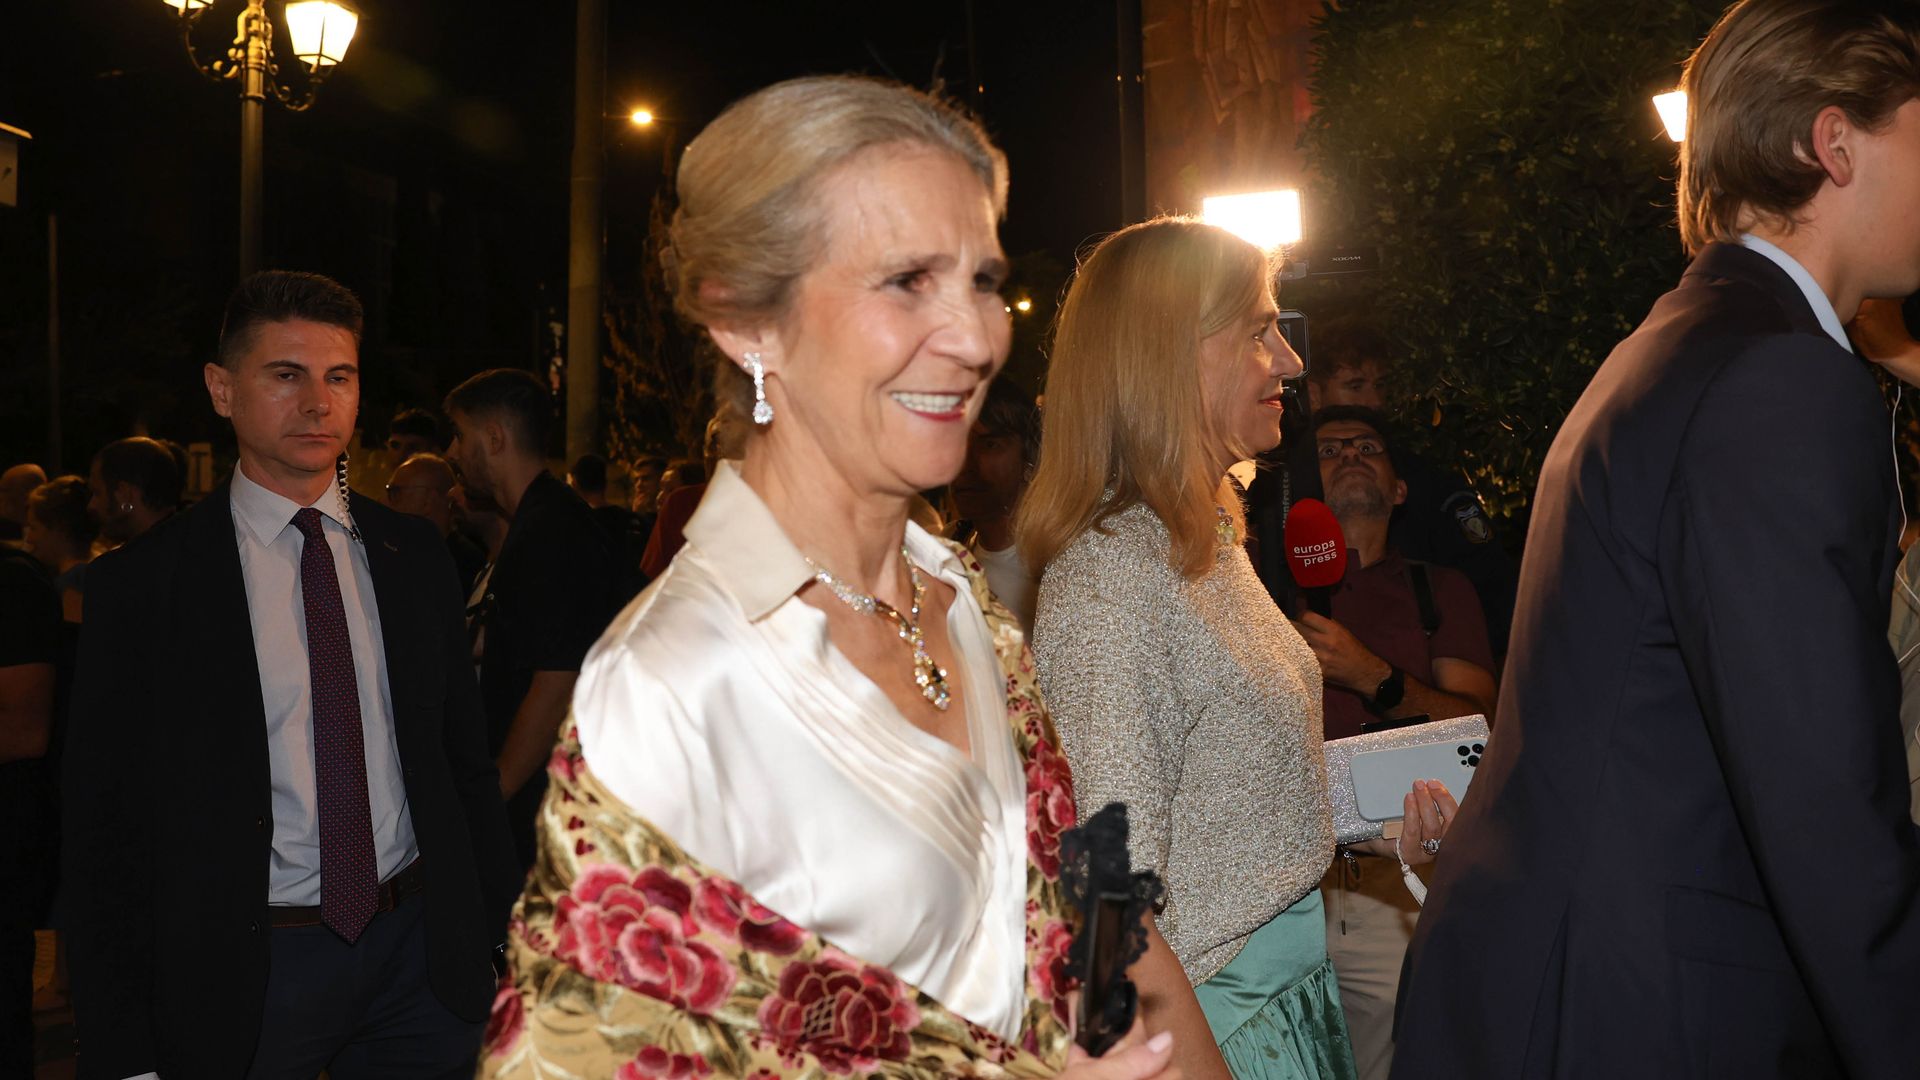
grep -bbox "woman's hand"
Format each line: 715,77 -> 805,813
1848,298 -> 1920,386
1394,778 -> 1458,868
1059,1018 -> 1179,1079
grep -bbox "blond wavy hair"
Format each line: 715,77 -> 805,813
1017,218 -> 1273,581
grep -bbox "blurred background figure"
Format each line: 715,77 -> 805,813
568,453 -> 647,586
657,458 -> 703,501
385,407 -> 447,460
24,477 -> 96,625
87,437 -> 183,549
386,453 -> 488,594
949,377 -> 1042,631
639,406 -> 750,580
628,454 -> 667,518
627,454 -> 669,556
0,465 -> 48,545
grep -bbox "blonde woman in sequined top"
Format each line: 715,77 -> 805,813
1019,218 -> 1447,1080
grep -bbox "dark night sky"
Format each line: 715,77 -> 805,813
0,0 -> 1124,468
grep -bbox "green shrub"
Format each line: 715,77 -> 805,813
1297,0 -> 1723,534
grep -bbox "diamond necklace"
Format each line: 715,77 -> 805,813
806,545 -> 952,711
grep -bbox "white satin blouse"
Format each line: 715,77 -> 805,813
573,462 -> 1033,1041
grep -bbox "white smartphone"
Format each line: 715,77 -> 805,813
1323,715 -> 1490,843
1350,732 -> 1487,820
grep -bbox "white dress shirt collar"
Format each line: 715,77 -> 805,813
230,460 -> 351,544
683,460 -> 968,622
1738,233 -> 1853,353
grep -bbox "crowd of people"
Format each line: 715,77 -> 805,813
4,1 -> 1920,1077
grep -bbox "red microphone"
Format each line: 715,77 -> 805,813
1284,498 -> 1347,618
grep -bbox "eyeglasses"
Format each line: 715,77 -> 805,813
1316,435 -> 1387,460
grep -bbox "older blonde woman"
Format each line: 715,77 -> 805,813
479,78 -> 1219,1080
1021,219 -> 1449,1080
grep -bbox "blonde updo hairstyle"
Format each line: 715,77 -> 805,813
666,76 -> 1009,418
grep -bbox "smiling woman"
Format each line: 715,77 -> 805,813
479,77 -> 1211,1080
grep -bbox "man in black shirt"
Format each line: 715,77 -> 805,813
446,369 -> 623,867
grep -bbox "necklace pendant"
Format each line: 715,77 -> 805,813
808,544 -> 951,711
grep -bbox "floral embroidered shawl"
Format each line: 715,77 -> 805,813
479,543 -> 1080,1079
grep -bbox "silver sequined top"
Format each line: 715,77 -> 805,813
1032,502 -> 1334,984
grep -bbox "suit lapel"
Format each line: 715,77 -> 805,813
179,486 -> 270,748
357,502 -> 426,725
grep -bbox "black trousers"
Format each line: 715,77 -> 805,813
246,890 -> 483,1080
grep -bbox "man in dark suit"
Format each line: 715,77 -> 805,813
1393,4 -> 1920,1077
62,271 -> 520,1079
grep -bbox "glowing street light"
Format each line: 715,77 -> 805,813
163,0 -> 361,274
630,108 -> 656,127
1202,189 -> 1303,251
1014,298 -> 1033,313
284,1 -> 360,70
1653,90 -> 1688,142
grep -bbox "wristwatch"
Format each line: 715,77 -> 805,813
1367,665 -> 1405,714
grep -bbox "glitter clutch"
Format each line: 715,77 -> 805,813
1323,714 -> 1491,845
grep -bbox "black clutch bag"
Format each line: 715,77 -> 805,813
1059,802 -> 1165,1056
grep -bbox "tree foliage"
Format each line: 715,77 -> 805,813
1297,0 -> 1723,529
605,189 -> 710,464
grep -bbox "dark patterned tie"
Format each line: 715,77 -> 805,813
291,508 -> 379,943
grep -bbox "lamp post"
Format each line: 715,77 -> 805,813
165,0 -> 360,276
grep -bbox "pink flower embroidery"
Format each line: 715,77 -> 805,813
756,951 -> 921,1074
551,864 -> 737,1015
481,983 -> 525,1058
1029,919 -> 1077,1025
1023,722 -> 1077,879
614,1046 -> 713,1079
693,877 -> 808,956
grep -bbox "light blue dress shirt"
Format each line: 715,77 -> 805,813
229,463 -> 419,907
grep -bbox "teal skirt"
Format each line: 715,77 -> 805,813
1194,891 -> 1358,1080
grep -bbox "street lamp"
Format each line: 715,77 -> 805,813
624,106 -> 682,176
166,0 -> 360,275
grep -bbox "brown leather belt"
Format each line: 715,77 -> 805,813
267,858 -> 428,929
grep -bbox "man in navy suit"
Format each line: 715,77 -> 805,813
1393,3 -> 1920,1077
62,272 -> 520,1079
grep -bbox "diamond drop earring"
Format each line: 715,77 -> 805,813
746,352 -> 773,425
